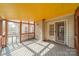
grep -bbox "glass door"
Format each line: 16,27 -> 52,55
58,23 -> 64,41
55,21 -> 64,43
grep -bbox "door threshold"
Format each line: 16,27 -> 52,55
56,40 -> 64,45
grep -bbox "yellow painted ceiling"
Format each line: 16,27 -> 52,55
0,3 -> 79,21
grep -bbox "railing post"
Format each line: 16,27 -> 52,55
20,17 -> 22,43
5,16 -> 8,47
0,16 -> 2,48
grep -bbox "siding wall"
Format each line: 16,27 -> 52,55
35,14 -> 74,48
35,20 -> 43,41
45,14 -> 74,48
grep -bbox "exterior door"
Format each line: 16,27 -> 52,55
58,22 -> 64,42
55,21 -> 64,43
74,7 -> 79,55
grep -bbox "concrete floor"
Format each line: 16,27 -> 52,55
0,39 -> 77,56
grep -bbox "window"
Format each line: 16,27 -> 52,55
22,23 -> 28,33
29,21 -> 34,24
49,24 -> 54,35
29,24 -> 34,33
8,22 -> 20,35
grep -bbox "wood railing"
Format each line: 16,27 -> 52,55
0,33 -> 35,47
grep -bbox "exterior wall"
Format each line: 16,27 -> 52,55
35,14 -> 74,48
65,15 -> 74,48
44,14 -> 74,48
35,20 -> 43,41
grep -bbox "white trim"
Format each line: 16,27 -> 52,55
54,21 -> 66,44
45,13 -> 73,22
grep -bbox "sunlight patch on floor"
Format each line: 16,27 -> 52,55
11,47 -> 34,56
27,43 -> 44,53
48,44 -> 55,49
40,44 -> 55,56
40,48 -> 50,56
